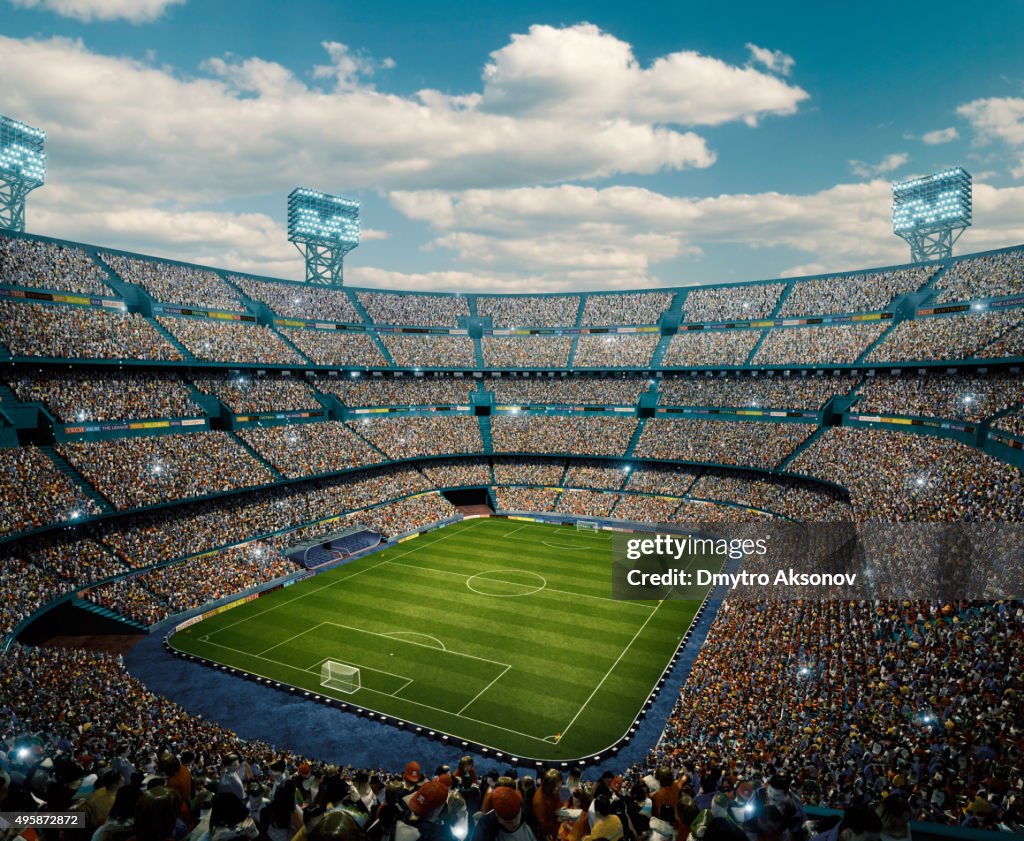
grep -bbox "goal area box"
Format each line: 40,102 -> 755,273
320,660 -> 361,694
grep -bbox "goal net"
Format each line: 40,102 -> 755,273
575,520 -> 600,532
320,661 -> 361,694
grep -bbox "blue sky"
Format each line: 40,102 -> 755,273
2,0 -> 1024,290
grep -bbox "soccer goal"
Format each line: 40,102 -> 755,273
320,660 -> 361,694
575,520 -> 600,533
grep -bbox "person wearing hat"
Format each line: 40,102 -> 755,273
404,763 -> 424,793
393,779 -> 450,841
471,786 -> 541,841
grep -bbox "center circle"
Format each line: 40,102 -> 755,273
466,569 -> 547,597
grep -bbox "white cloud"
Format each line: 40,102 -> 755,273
0,28 -> 810,208
745,43 -> 795,77
958,97 -> 1024,177
849,153 -> 909,178
387,178 -> 1024,290
921,127 -> 959,145
482,24 -> 808,128
7,0 -> 184,23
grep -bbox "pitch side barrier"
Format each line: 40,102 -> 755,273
163,513 -> 714,767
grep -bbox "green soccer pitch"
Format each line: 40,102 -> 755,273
169,517 -> 712,761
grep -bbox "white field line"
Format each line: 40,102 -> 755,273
458,664 -> 511,715
382,558 -> 654,610
205,519 -> 483,641
555,553 -> 699,743
190,637 -> 551,743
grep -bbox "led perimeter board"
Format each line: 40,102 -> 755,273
892,168 -> 972,262
0,115 -> 46,232
287,187 -> 360,286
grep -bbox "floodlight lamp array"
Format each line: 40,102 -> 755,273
0,116 -> 46,186
288,187 -> 360,245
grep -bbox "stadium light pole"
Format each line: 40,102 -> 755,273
892,168 -> 972,262
0,115 -> 46,233
287,187 -> 360,286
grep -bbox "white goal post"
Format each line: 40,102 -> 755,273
320,660 -> 361,694
575,520 -> 600,532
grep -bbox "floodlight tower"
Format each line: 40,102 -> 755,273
287,187 -> 360,286
0,115 -> 46,232
892,168 -> 972,262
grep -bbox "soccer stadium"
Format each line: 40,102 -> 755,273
1,5 -> 1024,841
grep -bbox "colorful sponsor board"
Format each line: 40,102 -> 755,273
1,286 -> 126,310
156,305 -> 254,321
850,414 -> 975,434
61,417 -> 207,436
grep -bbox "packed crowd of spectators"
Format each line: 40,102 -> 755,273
687,470 -> 791,511
554,488 -> 618,517
486,375 -> 647,405
1,235 -> 114,296
329,374 -> 474,407
0,445 -> 102,536
658,373 -> 856,410
380,334 -> 477,368
348,491 -> 457,536
493,485 -> 563,512
58,432 -> 276,510
935,248 -> 1024,303
10,370 -> 201,422
419,458 -> 493,487
84,541 -> 299,625
357,292 -> 469,327
492,457 -> 566,486
281,328 -> 390,367
634,419 -> 813,468
102,254 -> 245,311
0,559 -> 69,635
790,426 -> 1024,520
653,599 -> 1024,827
0,302 -> 184,361
22,535 -> 127,589
192,373 -> 322,414
611,492 -> 684,523
994,407 -> 1024,438
866,309 -> 1023,363
229,276 -> 362,323
853,373 -> 1024,422
683,282 -> 785,323
482,336 -> 572,368
581,291 -> 675,325
157,317 -> 306,365
778,267 -> 933,317
491,415 -> 637,456
238,422 -> 384,479
662,330 -> 761,367
752,323 -> 888,366
563,460 -> 631,489
478,295 -> 580,327
348,417 -> 483,461
624,463 -> 697,496
572,334 -> 659,368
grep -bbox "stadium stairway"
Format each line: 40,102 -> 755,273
649,333 -> 673,367
744,329 -> 769,365
854,320 -> 897,364
37,445 -> 114,513
0,383 -> 18,404
273,325 -> 316,365
776,426 -> 827,471
147,316 -> 196,361
477,414 -> 493,453
771,281 -> 795,316
623,417 -> 647,458
227,431 -> 285,480
72,595 -> 149,631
